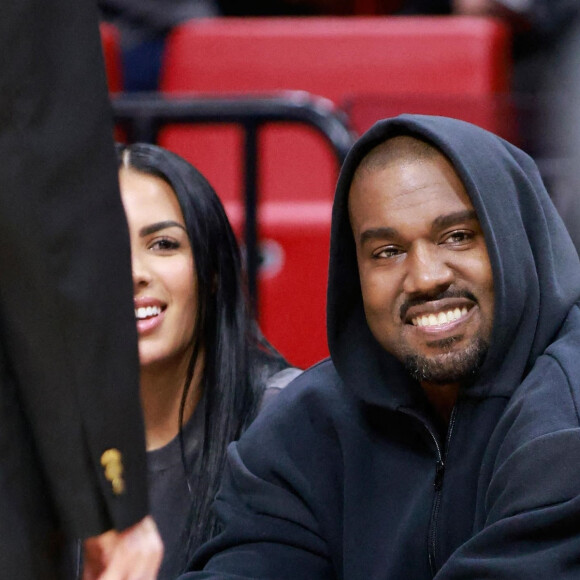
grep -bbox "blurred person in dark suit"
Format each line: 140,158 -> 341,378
0,0 -> 162,577
98,0 -> 219,91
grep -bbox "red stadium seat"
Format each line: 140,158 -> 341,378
100,23 -> 123,93
158,17 -> 512,367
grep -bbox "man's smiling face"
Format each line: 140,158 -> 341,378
348,137 -> 494,388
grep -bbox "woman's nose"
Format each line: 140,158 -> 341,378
131,251 -> 152,289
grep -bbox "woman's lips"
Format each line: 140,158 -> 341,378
134,302 -> 166,335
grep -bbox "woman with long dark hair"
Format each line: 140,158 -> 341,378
116,142 -> 301,579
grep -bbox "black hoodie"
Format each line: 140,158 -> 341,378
183,115 -> 580,579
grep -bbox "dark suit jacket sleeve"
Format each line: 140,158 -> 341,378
0,0 -> 148,537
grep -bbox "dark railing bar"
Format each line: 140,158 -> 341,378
243,121 -> 259,315
112,91 -> 355,162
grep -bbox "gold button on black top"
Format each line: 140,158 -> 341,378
100,448 -> 125,495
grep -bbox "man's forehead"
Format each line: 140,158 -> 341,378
347,137 -> 484,233
349,135 -> 465,204
356,135 -> 442,175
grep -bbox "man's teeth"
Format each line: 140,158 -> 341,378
412,307 -> 468,328
135,306 -> 162,320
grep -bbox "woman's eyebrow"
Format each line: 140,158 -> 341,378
139,220 -> 187,237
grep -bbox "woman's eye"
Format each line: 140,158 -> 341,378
150,238 -> 180,251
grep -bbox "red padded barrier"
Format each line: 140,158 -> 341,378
159,17 -> 512,368
100,23 -> 123,93
225,201 -> 332,367
346,93 -> 517,145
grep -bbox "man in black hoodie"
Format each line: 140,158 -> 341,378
180,115 -> 580,579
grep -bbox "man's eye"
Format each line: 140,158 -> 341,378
445,230 -> 473,244
150,238 -> 180,251
373,246 -> 401,259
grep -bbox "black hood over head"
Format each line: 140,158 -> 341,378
327,114 -> 580,409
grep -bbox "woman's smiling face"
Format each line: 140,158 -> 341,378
120,168 -> 197,371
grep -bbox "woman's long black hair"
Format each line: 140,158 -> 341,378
117,143 -> 290,571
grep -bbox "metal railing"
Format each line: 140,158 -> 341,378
112,91 -> 356,312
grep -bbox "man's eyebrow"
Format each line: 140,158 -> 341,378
139,220 -> 187,237
358,210 -> 479,245
432,209 -> 479,231
359,226 -> 398,245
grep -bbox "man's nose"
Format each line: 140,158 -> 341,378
402,241 -> 453,296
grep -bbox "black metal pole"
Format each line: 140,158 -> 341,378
243,122 -> 259,316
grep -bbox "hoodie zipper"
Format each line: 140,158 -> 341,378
399,405 -> 458,576
427,406 -> 457,576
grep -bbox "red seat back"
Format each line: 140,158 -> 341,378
162,17 -> 509,99
100,23 -> 123,93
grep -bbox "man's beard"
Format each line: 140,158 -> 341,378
402,335 -> 489,385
